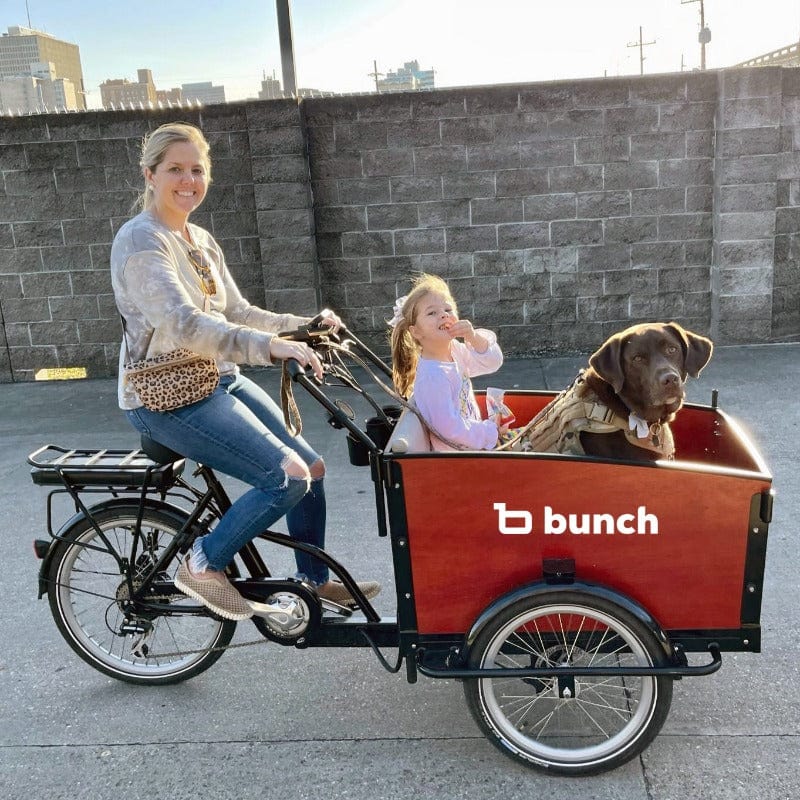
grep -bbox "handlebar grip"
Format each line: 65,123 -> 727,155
285,359 -> 306,380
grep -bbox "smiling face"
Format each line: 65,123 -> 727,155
408,291 -> 458,357
144,140 -> 209,229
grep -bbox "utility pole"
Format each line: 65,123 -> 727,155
275,0 -> 297,97
368,60 -> 384,93
682,0 -> 710,70
627,26 -> 656,75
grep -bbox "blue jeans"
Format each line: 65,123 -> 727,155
126,373 -> 330,584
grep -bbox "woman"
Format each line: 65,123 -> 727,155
111,121 -> 379,620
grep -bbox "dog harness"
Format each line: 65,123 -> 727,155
505,372 -> 675,459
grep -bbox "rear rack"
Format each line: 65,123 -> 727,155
28,444 -> 184,489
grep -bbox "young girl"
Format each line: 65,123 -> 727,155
389,274 -> 507,451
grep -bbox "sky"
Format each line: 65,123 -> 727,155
6,0 -> 800,107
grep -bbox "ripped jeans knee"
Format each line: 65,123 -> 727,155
282,451 -> 312,494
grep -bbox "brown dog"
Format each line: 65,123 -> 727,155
576,322 -> 713,460
516,322 -> 713,460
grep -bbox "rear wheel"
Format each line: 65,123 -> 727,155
463,590 -> 673,775
47,504 -> 236,685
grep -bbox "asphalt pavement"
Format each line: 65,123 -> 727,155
1,342 -> 798,800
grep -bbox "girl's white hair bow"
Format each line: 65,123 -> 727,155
388,294 -> 408,328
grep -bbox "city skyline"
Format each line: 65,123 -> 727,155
5,0 -> 800,108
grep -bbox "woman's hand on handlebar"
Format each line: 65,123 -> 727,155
269,337 -> 324,380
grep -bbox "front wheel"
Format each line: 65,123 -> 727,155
463,590 -> 673,775
46,503 -> 236,685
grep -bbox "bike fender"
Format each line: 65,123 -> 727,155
37,497 -> 189,598
463,579 -> 674,661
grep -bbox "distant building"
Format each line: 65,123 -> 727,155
181,81 -> 226,105
734,40 -> 800,67
100,68 -> 160,108
258,74 -> 283,100
156,87 -> 183,106
0,25 -> 86,109
0,60 -> 78,113
377,59 -> 435,92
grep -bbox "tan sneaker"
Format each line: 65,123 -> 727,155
175,558 -> 253,621
316,579 -> 381,607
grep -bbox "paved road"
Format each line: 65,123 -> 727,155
2,343 -> 798,800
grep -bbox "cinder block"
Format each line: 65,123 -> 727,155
254,154 -> 308,183
524,246 -> 578,274
29,320 -> 79,345
629,75 -> 688,105
547,109 -> 604,138
719,266 -> 773,295
386,118 -> 441,149
440,117 -> 494,145
497,222 -> 548,250
253,182 -> 309,210
256,209 -> 312,238
318,258 -> 371,284
340,230 -> 394,258
718,154 -> 778,185
338,178 -> 391,205
498,272 -> 550,299
260,236 -> 316,264
519,139 -> 574,168
395,228 -> 445,255
719,211 -> 775,240
630,132 -> 686,160
604,161 -> 658,190
466,143 -> 519,171
408,253 -> 473,277
12,221 -> 64,247
720,184 -> 777,213
363,148 -> 414,177
605,215 -> 658,244
658,102 -> 716,133
62,218 -> 114,245
551,219 -> 603,246
659,265 -> 710,293
495,169 -> 548,197
606,106 -> 659,135
390,176 -> 442,202
604,268 -> 658,295
493,112 -> 549,143
366,203 -> 417,231
578,191 -> 631,218
658,213 -> 712,241
575,135 -> 630,165
416,199 -> 470,228
718,126 -> 781,157
466,87 -> 520,115
0,247 -> 42,273
578,243 -> 632,272
4,168 -> 56,195
445,225 -> 497,252
474,250 -> 525,276
249,126 -> 304,156
472,197 -> 524,224
317,206 -> 368,233
524,194 -> 576,222
686,185 -> 713,212
550,164 -> 604,192
413,144 -> 469,175
49,295 -> 99,320
722,97 -> 782,129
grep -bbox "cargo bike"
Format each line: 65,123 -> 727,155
29,323 -> 774,775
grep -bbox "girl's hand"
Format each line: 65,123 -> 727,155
448,319 -> 489,352
446,319 -> 476,343
492,412 -> 511,437
269,337 -> 324,380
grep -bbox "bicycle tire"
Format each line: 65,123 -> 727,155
46,503 -> 236,685
463,589 -> 673,775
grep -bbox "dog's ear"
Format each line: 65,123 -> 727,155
589,333 -> 626,394
667,322 -> 714,378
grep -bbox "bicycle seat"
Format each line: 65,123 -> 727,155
140,435 -> 185,465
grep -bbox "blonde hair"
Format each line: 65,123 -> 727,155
136,122 -> 212,211
390,273 -> 457,397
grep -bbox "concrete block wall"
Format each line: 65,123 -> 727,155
1,68 -> 798,383
0,100 -> 315,382
774,69 -> 800,338
304,73 -> 722,356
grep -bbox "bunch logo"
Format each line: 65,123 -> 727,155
493,503 -> 659,535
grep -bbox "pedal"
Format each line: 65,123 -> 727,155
319,598 -> 353,617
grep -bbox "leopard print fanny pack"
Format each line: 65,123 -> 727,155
124,348 -> 220,412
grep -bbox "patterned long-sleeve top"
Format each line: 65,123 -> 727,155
111,210 -> 307,409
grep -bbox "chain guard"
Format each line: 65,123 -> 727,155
239,578 -> 321,645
